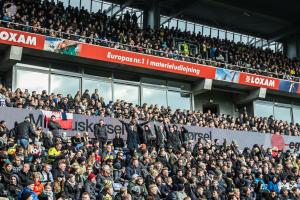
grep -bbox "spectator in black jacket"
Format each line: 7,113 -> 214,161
119,120 -> 140,150
16,116 -> 36,150
17,163 -> 32,187
93,119 -> 107,149
112,132 -> 125,149
47,115 -> 62,139
7,174 -> 23,199
64,174 -> 81,200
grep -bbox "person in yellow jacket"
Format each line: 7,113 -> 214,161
182,42 -> 189,56
48,142 -> 63,165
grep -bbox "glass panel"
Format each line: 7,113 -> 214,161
50,74 -> 80,96
114,84 -> 139,105
142,87 -> 167,106
83,79 -> 112,102
274,106 -> 291,123
234,34 -> 241,43
178,20 -> 186,31
169,19 -> 177,29
219,30 -> 225,39
186,23 -> 194,33
293,107 -> 300,124
248,36 -> 255,45
195,25 -> 202,35
16,70 -> 49,94
211,28 -> 218,38
255,39 -> 262,48
168,80 -> 191,91
102,1 -> 111,13
59,0 -> 69,7
168,91 -> 191,110
254,101 -> 273,118
227,32 -> 233,41
70,0 -> 80,8
203,27 -> 210,36
241,35 -> 248,44
91,0 -> 101,13
81,0 -> 91,11
160,15 -> 168,27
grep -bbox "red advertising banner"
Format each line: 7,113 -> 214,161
1,27 -> 300,94
79,43 -> 216,78
0,27 -> 45,50
238,73 -> 280,90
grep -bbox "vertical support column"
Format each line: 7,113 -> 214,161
143,0 -> 160,29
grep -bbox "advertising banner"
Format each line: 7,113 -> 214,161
238,72 -> 280,90
0,27 -> 45,50
1,107 -> 300,152
0,27 -> 300,95
215,68 -> 240,83
44,36 -> 80,56
79,43 -> 216,79
278,80 -> 299,93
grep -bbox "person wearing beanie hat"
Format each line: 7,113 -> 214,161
18,179 -> 39,200
84,173 -> 98,200
99,180 -> 113,200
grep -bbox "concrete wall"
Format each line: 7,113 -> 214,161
194,90 -> 237,116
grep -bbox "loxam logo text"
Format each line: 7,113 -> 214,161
245,75 -> 275,87
0,31 -> 37,46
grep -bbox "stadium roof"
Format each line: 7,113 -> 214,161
109,0 -> 300,41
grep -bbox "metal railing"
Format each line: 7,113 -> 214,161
0,20 -> 298,82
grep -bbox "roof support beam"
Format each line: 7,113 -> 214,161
160,0 -> 199,26
111,0 -> 134,17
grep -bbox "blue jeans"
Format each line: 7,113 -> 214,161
17,139 -> 29,149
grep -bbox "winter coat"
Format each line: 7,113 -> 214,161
18,187 -> 39,200
64,181 -> 81,200
48,120 -> 62,138
94,124 -> 107,141
84,181 -> 98,200
16,121 -> 35,140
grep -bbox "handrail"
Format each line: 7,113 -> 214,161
0,20 -> 298,82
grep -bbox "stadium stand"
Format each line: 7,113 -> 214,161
0,0 -> 300,200
0,0 -> 299,81
0,85 -> 299,136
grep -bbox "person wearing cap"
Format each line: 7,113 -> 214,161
18,179 -> 39,200
84,173 -> 98,200
99,180 -> 113,200
94,119 -> 107,150
15,117 -> 36,150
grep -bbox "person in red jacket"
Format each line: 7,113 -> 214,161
33,172 -> 44,195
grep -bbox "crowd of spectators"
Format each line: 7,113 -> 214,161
0,84 -> 300,138
0,89 -> 300,200
0,0 -> 299,81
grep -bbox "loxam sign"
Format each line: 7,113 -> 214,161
0,31 -> 37,46
0,27 -> 45,49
